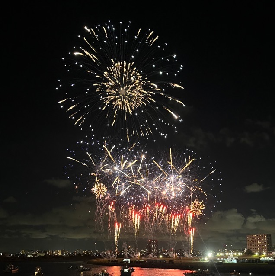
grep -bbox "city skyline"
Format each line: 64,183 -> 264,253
1,235 -> 274,256
1,1 -> 275,252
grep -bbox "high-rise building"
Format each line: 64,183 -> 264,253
247,234 -> 272,255
146,240 -> 158,256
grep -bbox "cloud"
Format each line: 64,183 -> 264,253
239,131 -> 270,147
254,120 -> 271,129
201,209 -> 245,233
174,118 -> 275,151
72,196 -> 96,203
0,195 -> 98,242
196,208 -> 275,250
194,209 -> 246,249
0,207 -> 8,219
44,178 -> 71,188
3,199 -> 94,228
245,210 -> 266,230
244,183 -> 269,193
218,128 -> 236,147
242,210 -> 275,234
3,196 -> 17,203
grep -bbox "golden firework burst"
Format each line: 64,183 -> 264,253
58,21 -> 184,138
190,198 -> 205,217
91,180 -> 107,199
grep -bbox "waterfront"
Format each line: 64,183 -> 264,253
1,261 -> 275,276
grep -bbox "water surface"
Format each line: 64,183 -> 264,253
0,261 -> 273,276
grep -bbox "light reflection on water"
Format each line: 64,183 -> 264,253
81,265 -> 273,276
84,266 -> 192,276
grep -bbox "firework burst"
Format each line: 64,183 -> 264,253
57,21 -> 184,139
65,135 -> 151,233
65,136 -> 222,242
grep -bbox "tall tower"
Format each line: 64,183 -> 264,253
147,239 -> 158,256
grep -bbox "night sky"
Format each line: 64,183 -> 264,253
1,1 -> 275,253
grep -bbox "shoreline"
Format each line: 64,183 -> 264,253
1,257 -> 275,274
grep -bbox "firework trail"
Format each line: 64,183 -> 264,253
57,21 -> 184,140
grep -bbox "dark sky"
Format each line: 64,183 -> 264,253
1,1 -> 275,253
